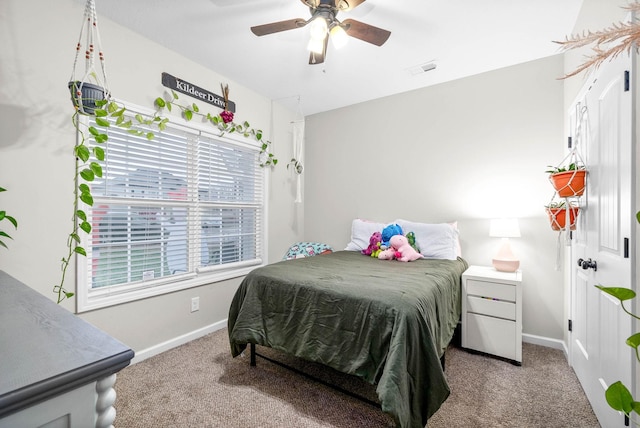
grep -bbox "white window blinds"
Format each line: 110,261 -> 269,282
80,105 -> 264,300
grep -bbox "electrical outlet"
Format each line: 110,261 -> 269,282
191,297 -> 200,312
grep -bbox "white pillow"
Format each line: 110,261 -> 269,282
448,221 -> 462,257
344,219 -> 389,251
394,219 -> 459,260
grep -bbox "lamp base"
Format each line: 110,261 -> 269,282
492,258 -> 520,272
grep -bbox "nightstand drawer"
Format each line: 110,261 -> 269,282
466,279 -> 515,301
466,295 -> 515,320
466,313 -> 517,360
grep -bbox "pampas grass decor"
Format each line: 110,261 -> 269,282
555,2 -> 640,78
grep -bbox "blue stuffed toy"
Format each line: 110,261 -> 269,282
381,223 -> 403,248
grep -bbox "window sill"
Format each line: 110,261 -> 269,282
76,264 -> 261,313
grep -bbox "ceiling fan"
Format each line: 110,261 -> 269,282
250,0 -> 391,65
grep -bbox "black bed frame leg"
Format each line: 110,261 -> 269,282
440,353 -> 445,371
250,343 -> 256,366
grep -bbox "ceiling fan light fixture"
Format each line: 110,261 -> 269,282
329,24 -> 348,49
250,0 -> 390,64
307,37 -> 325,54
309,16 -> 328,41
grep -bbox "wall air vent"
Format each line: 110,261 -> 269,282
406,62 -> 437,76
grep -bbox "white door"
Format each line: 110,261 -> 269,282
569,52 -> 634,428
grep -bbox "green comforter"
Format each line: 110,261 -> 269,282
228,251 -> 468,427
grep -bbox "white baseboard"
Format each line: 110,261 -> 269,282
523,333 -> 569,359
131,319 -> 227,364
130,323 -> 570,365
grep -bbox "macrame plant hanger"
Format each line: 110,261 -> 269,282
547,102 -> 588,269
290,96 -> 305,204
69,0 -> 110,115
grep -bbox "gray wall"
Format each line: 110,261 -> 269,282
304,55 -> 567,340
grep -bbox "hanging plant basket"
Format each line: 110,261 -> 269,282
546,205 -> 580,231
68,0 -> 110,116
549,169 -> 587,197
68,81 -> 108,116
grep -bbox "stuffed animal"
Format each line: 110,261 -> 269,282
381,223 -> 403,248
405,231 -> 420,253
390,234 -> 424,262
377,247 -> 396,260
362,231 -> 383,257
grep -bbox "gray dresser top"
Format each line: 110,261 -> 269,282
0,271 -> 134,417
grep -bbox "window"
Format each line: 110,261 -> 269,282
76,103 -> 266,312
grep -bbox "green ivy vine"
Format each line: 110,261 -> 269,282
55,99 -> 168,304
57,89 -> 278,303
154,90 -> 278,167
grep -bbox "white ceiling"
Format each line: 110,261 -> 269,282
96,0 -> 583,116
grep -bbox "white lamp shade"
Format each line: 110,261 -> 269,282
489,218 -> 521,238
490,218 -> 520,272
330,25 -> 348,49
307,37 -> 324,54
309,16 -> 328,41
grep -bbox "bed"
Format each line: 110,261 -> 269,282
228,220 -> 467,428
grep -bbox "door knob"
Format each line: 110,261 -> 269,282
577,258 -> 597,271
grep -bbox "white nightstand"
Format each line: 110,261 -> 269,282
461,265 -> 522,365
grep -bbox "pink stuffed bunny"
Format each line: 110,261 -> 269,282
390,235 -> 424,262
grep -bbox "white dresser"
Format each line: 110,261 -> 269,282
0,271 -> 134,427
461,265 -> 522,365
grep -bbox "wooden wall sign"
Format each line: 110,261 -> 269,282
161,72 -> 236,113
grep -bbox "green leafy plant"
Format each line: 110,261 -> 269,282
287,158 -> 303,174
544,201 -> 571,209
0,187 -> 18,249
54,98 -> 168,304
545,163 -> 586,174
596,285 -> 640,418
544,200 -> 580,210
57,89 -> 279,303
595,211 -> 640,420
154,90 -> 278,167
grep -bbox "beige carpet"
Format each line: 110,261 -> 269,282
114,328 -> 600,427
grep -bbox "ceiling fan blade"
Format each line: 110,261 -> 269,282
251,18 -> 307,36
337,0 -> 366,12
342,18 -> 390,46
309,36 -> 329,65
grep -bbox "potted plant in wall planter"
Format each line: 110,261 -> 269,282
545,201 -> 580,231
546,163 -> 587,198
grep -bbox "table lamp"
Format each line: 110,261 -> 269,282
489,218 -> 521,272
